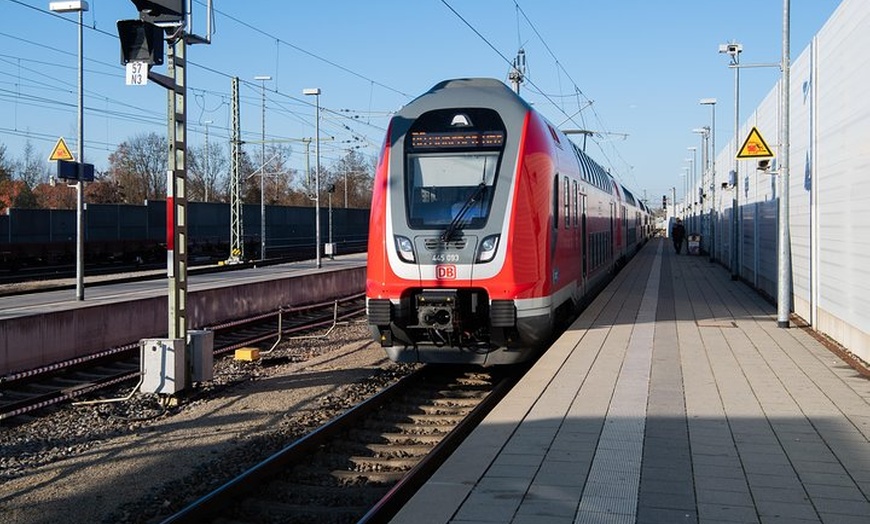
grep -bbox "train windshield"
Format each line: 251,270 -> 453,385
405,152 -> 498,229
403,107 -> 505,230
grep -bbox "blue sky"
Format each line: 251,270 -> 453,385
0,0 -> 843,203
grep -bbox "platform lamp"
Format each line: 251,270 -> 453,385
720,41 -> 742,280
700,98 -> 717,262
49,1 -> 89,301
303,88 -> 322,269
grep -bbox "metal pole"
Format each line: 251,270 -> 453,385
261,81 -> 266,261
167,35 -> 188,342
315,93 -> 321,268
688,147 -> 697,232
75,7 -> 84,301
255,76 -> 271,261
303,91 -> 322,268
707,101 -> 716,262
328,191 -> 333,259
731,55 -> 741,280
778,0 -> 792,328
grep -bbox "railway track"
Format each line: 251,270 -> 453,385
161,365 -> 522,524
0,293 -> 366,421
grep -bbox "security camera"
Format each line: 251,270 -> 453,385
718,43 -> 743,55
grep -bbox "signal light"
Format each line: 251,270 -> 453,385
662,195 -> 667,210
117,19 -> 164,65
131,0 -> 184,24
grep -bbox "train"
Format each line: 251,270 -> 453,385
366,78 -> 651,365
0,202 -> 370,275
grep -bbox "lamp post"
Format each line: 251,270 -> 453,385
777,0 -> 792,328
303,88 -> 322,269
687,146 -> 697,233
254,75 -> 271,261
680,172 -> 687,217
700,98 -> 717,262
720,41 -> 742,280
692,129 -> 708,246
50,0 -> 88,301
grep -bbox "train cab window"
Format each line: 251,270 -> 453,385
404,108 -> 505,229
406,152 -> 499,228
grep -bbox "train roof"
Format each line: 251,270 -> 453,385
395,78 -> 531,124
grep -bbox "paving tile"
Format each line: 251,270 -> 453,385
697,502 -> 760,522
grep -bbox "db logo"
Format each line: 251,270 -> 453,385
435,264 -> 457,280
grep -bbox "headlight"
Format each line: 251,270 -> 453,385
394,235 -> 416,263
476,234 -> 500,263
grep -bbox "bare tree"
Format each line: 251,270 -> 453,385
329,149 -> 374,208
18,140 -> 48,189
0,143 -> 13,182
188,143 -> 229,203
106,132 -> 167,204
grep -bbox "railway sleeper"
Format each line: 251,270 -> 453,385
371,412 -> 467,425
328,440 -> 432,458
361,419 -> 456,434
347,429 -> 444,446
347,455 -> 419,471
330,468 -> 407,484
264,480 -> 389,504
393,400 -> 478,415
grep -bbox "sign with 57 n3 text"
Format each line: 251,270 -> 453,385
126,61 -> 148,86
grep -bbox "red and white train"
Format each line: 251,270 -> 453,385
366,78 -> 650,365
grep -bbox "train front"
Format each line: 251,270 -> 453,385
366,79 -> 544,365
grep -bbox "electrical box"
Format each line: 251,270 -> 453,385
140,338 -> 186,394
325,242 -> 336,256
187,330 -> 214,382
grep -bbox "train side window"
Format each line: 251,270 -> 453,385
573,181 -> 578,227
564,177 -> 570,229
552,174 -> 559,229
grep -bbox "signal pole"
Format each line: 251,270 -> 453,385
777,0 -> 792,328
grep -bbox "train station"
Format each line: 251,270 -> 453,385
1,1 -> 868,523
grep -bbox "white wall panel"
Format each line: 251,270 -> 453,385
708,0 -> 870,362
814,0 -> 870,360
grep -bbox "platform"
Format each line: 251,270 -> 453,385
0,254 -> 366,376
391,239 -> 870,524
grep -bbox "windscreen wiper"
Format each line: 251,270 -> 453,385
441,181 -> 487,242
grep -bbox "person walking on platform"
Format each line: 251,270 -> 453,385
671,218 -> 686,254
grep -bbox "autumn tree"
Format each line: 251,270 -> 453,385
106,132 -> 167,204
33,181 -> 76,209
0,141 -> 40,211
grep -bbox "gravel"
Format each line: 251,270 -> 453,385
0,320 -> 418,524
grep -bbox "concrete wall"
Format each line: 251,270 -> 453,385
0,266 -> 365,376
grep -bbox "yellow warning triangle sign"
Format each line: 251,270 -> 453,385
49,137 -> 75,162
737,127 -> 774,158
